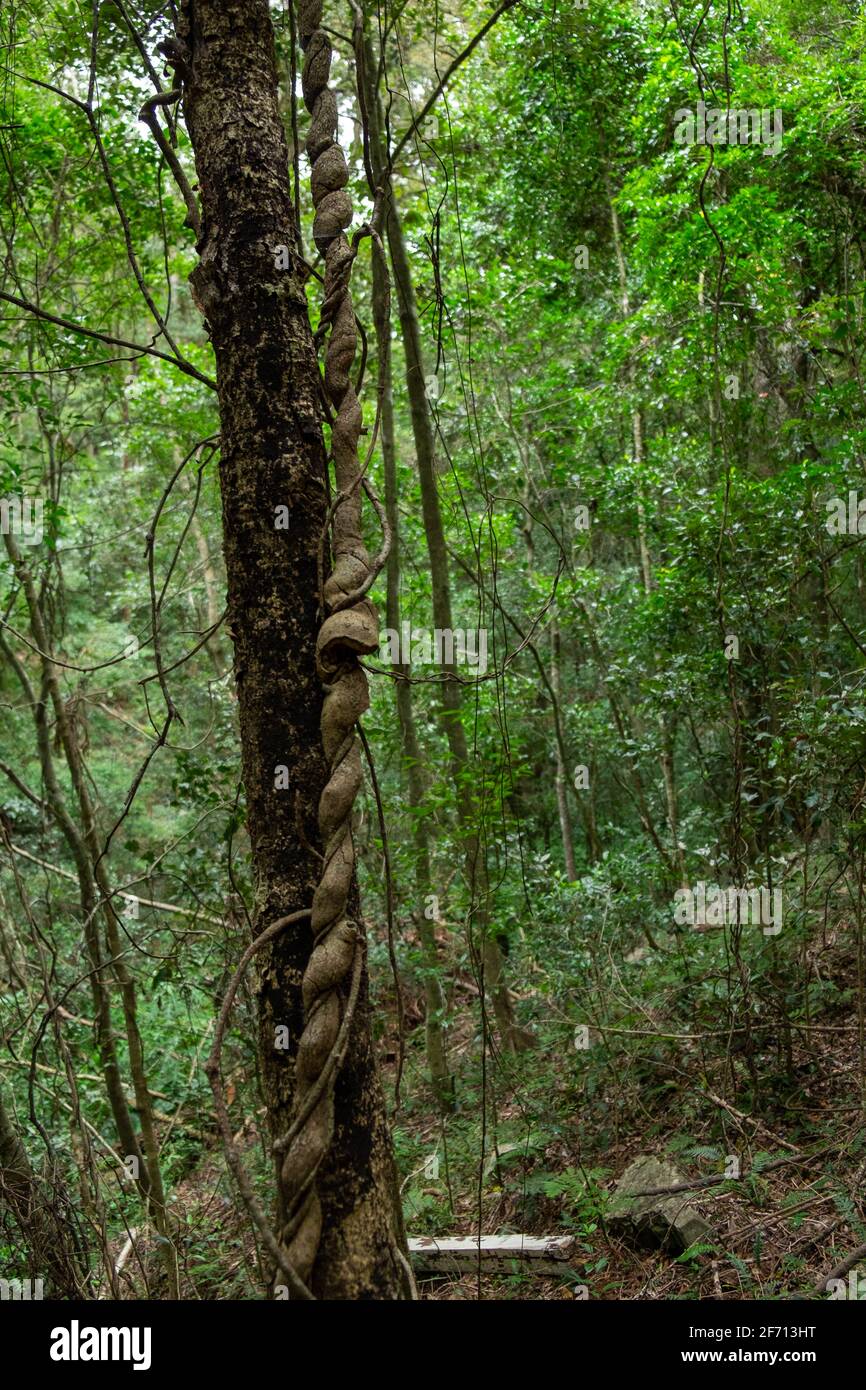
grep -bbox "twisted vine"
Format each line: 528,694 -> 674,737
275,0 -> 380,1287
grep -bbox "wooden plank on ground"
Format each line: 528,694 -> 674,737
408,1234 -> 574,1276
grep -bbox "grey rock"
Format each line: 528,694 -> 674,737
608,1155 -> 713,1253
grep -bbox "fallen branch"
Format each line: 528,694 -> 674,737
114,1228 -> 139,1279
629,1147 -> 830,1199
815,1241 -> 866,1295
5,841 -> 221,924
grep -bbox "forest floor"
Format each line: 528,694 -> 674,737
115,918 -> 864,1301
380,918 -> 865,1302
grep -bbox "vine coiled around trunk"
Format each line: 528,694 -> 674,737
275,0 -> 380,1288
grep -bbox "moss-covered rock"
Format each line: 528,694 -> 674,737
608,1156 -> 712,1254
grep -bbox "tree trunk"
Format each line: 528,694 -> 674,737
2,532 -> 176,1293
0,565 -> 141,1176
550,622 -> 577,880
369,83 -> 452,1114
176,0 -> 411,1298
606,172 -> 686,886
0,1082 -> 84,1296
363,28 -> 525,1051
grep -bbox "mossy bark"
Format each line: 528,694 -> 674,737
177,0 -> 411,1298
